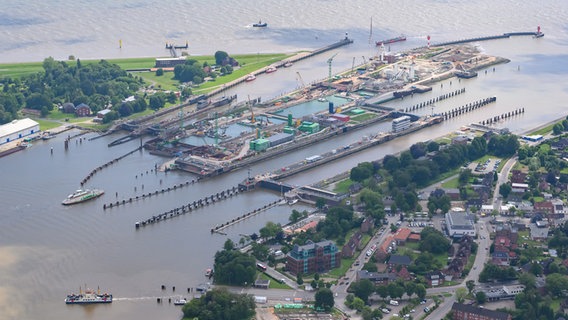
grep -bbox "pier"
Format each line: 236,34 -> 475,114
440,96 -> 497,120
210,199 -> 283,234
403,88 -> 466,112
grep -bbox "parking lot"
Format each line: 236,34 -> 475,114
468,158 -> 501,175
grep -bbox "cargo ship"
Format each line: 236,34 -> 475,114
62,188 -> 104,205
376,35 -> 406,46
65,286 -> 112,304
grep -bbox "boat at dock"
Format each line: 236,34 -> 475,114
62,188 -> 104,205
205,268 -> 213,278
173,298 -> 187,306
376,35 -> 406,46
253,20 -> 267,27
283,61 -> 293,68
265,66 -> 277,73
288,198 -> 299,205
65,286 -> 112,304
245,74 -> 256,82
455,70 -> 478,79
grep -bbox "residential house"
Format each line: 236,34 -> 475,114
356,270 -> 397,285
394,228 -> 412,245
342,232 -> 362,258
62,102 -> 76,113
510,170 -> 527,184
425,271 -> 445,287
74,103 -> 92,116
387,255 -> 411,269
534,201 -> 554,214
360,217 -> 374,233
511,183 -> 529,193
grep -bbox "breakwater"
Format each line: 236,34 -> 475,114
479,107 -> 525,126
403,88 -> 466,112
134,186 -> 243,229
103,177 -> 201,209
80,147 -> 142,186
210,199 -> 283,234
440,97 -> 496,120
432,32 -> 539,47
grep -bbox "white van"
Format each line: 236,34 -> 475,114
389,300 -> 399,306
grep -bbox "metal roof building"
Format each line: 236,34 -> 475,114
0,118 -> 40,145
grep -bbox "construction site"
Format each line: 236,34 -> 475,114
112,40 -> 509,180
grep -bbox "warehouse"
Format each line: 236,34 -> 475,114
0,118 -> 40,145
266,132 -> 294,147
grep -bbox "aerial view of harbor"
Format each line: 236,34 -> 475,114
1,1 -> 568,320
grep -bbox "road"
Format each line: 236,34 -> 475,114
424,152 -> 512,320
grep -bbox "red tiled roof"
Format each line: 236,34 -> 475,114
394,228 -> 412,241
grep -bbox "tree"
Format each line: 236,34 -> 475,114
214,51 -> 229,65
316,198 -> 326,209
499,183 -> 512,199
553,123 -> 564,135
390,223 -> 398,233
352,279 -> 375,302
475,291 -> 486,304
296,273 -> 304,285
289,209 -> 302,223
351,296 -> 365,311
259,222 -> 281,239
149,93 -> 166,110
466,280 -> 475,294
455,287 -> 467,303
213,248 -> 256,286
224,239 -> 234,251
155,68 -> 164,76
419,227 -> 451,254
182,288 -> 255,320
545,273 -> 568,297
314,288 -> 334,311
415,284 -> 427,300
376,284 -> 389,299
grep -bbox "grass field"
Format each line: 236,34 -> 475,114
33,119 -> 62,131
441,177 -> 459,189
258,273 -> 291,290
333,179 -> 353,193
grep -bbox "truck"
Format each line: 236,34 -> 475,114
254,296 -> 267,304
389,300 -> 399,306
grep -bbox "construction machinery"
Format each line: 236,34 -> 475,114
327,53 -> 338,91
296,71 -> 311,99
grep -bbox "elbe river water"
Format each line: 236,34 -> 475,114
1,1 -> 568,319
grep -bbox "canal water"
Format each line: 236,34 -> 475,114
1,1 -> 568,320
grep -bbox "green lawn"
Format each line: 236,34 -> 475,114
441,177 -> 459,189
530,123 -> 555,136
333,179 -> 353,193
328,257 -> 355,278
349,113 -> 377,122
33,119 -> 62,131
258,273 -> 291,289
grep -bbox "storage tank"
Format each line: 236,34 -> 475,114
328,102 -> 335,114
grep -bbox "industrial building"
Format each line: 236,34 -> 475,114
286,240 -> 341,275
392,115 -> 411,132
155,57 -> 187,68
445,209 -> 476,238
265,132 -> 294,147
298,121 -> 320,134
249,138 -> 270,151
0,118 -> 40,145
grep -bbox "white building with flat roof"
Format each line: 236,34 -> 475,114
445,210 -> 476,238
392,116 -> 411,133
0,118 -> 40,144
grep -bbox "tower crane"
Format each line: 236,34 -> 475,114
351,57 -> 356,75
296,71 -> 311,99
327,53 -> 338,91
248,95 -> 255,124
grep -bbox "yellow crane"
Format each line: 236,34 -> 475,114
248,95 -> 255,124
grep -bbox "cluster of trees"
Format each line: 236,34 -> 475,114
347,278 -> 427,306
419,227 -> 451,254
213,240 -> 256,286
349,135 -> 519,215
182,288 -> 255,320
478,263 -> 518,282
552,116 -> 568,135
0,57 -> 143,123
173,59 -> 208,84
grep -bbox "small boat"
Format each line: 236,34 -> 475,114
318,97 -> 327,102
65,286 -> 112,304
376,35 -> 406,46
253,20 -> 267,28
62,188 -> 104,205
288,198 -> 299,205
265,66 -> 277,73
205,268 -> 213,278
173,298 -> 187,306
283,61 -> 293,68
245,74 -> 256,82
